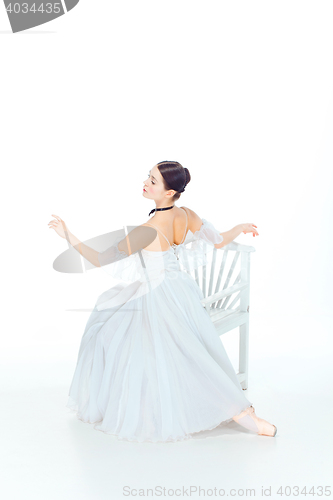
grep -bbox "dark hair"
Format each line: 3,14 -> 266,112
156,161 -> 191,202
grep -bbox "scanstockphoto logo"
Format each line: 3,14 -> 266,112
50,220 -> 191,313
3,0 -> 80,33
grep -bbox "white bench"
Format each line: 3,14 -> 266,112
179,241 -> 256,390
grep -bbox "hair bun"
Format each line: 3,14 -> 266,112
156,161 -> 190,197
183,167 -> 191,188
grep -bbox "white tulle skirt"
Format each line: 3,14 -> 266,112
66,253 -> 253,443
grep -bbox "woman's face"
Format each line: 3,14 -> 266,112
142,165 -> 174,200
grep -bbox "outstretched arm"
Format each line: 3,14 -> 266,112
217,223 -> 259,248
186,208 -> 258,249
66,231 -> 106,268
48,214 -> 131,268
48,214 -> 158,268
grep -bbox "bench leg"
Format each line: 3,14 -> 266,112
239,321 -> 249,390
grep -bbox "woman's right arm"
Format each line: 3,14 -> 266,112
220,223 -> 259,247
187,208 -> 259,248
218,224 -> 244,248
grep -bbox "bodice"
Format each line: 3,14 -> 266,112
98,218 -> 224,284
95,218 -> 224,311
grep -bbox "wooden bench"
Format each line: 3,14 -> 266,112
179,240 -> 256,390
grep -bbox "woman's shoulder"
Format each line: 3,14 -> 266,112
180,206 -> 204,233
140,206 -> 204,235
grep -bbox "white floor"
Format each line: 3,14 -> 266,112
2,313 -> 332,500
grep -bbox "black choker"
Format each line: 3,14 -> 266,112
148,205 -> 175,217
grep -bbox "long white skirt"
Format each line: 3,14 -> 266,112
66,259 -> 252,443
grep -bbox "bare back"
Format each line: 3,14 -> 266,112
142,206 -> 203,252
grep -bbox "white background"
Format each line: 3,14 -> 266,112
1,1 -> 332,499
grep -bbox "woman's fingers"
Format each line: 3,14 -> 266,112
242,223 -> 259,236
244,224 -> 256,233
51,214 -> 61,221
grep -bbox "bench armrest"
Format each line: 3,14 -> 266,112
201,281 -> 249,308
221,241 -> 256,253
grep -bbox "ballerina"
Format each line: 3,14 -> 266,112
48,160 -> 277,442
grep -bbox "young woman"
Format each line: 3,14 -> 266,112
48,160 -> 277,443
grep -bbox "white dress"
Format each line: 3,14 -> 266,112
66,213 -> 253,442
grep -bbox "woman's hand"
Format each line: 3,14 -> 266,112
48,214 -> 70,240
48,216 -> 101,267
242,223 -> 259,237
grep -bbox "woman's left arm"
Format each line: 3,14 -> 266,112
49,214 -> 163,268
48,214 -> 129,268
66,231 -> 104,267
